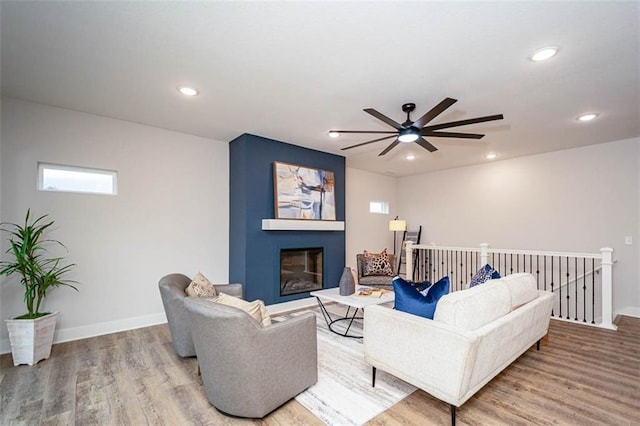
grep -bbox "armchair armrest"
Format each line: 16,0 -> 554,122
213,282 -> 243,299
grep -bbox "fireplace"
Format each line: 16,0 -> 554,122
280,247 -> 323,296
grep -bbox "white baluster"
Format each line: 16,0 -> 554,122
406,241 -> 414,281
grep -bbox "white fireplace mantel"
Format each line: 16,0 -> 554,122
261,219 -> 345,231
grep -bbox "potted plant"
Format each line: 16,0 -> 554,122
0,209 -> 77,366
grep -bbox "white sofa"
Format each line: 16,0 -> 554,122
363,273 -> 554,424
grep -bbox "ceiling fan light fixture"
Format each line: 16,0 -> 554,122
398,128 -> 419,143
406,154 -> 416,160
530,46 -> 559,62
328,131 -> 340,138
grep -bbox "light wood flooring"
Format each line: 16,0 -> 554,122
1,314 -> 638,425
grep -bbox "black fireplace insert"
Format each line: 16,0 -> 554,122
280,247 -> 323,296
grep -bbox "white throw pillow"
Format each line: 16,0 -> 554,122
211,292 -> 272,327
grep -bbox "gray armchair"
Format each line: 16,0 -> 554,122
184,297 -> 318,418
356,253 -> 397,290
158,273 -> 243,357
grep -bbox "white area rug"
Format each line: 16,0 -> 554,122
282,306 -> 416,425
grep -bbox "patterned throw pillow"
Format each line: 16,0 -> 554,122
469,264 -> 501,288
363,249 -> 394,276
185,272 -> 218,298
210,292 -> 272,327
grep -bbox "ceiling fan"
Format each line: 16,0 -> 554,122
333,98 -> 504,156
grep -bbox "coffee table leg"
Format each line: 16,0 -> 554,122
315,297 -> 364,338
343,307 -> 360,336
315,296 -> 333,326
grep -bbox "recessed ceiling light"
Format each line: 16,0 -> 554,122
328,131 -> 340,138
530,46 -> 559,62
406,154 -> 416,160
177,85 -> 199,96
577,113 -> 599,122
485,153 -> 498,160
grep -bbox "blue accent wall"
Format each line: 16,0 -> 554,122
229,134 -> 346,305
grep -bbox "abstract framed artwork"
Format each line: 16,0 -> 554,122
273,161 -> 336,220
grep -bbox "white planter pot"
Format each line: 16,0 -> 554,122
5,312 -> 59,366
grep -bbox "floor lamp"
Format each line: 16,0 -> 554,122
389,217 -> 407,255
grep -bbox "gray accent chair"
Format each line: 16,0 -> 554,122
158,273 -> 244,357
184,297 -> 318,418
356,253 -> 397,290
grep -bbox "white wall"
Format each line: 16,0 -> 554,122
0,97 -> 230,352
345,168 -> 399,272
396,138 -> 640,316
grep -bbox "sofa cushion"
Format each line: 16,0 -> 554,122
434,280 -> 511,331
363,249 -> 394,276
185,272 -> 218,298
500,273 -> 539,309
210,293 -> 272,327
393,275 -> 450,319
469,264 -> 501,288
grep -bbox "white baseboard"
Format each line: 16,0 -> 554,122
617,306 -> 640,319
1,311 -> 168,355
1,298 -> 318,355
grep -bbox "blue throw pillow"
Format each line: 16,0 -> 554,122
469,264 -> 501,288
393,276 -> 450,319
415,279 -> 432,294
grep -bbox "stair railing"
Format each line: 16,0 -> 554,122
405,241 -> 616,330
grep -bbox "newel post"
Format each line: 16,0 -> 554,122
405,241 -> 414,281
480,243 -> 489,266
600,247 -> 617,330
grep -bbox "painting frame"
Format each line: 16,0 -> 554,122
273,161 -> 336,221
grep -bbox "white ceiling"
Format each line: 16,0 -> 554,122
1,1 -> 638,176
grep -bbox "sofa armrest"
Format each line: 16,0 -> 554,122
213,282 -> 243,299
364,304 -> 480,406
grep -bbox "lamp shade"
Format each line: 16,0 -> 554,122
389,219 -> 407,231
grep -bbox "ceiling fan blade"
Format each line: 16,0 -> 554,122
378,139 -> 400,156
421,130 -> 485,139
364,108 -> 402,129
413,97 -> 458,129
424,114 -> 504,131
341,135 -> 398,151
330,130 -> 398,134
415,137 -> 438,152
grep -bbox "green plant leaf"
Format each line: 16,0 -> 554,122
0,210 -> 78,316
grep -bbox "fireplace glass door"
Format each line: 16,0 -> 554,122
280,247 -> 323,296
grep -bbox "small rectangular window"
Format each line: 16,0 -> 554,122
38,163 -> 117,195
369,201 -> 389,214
